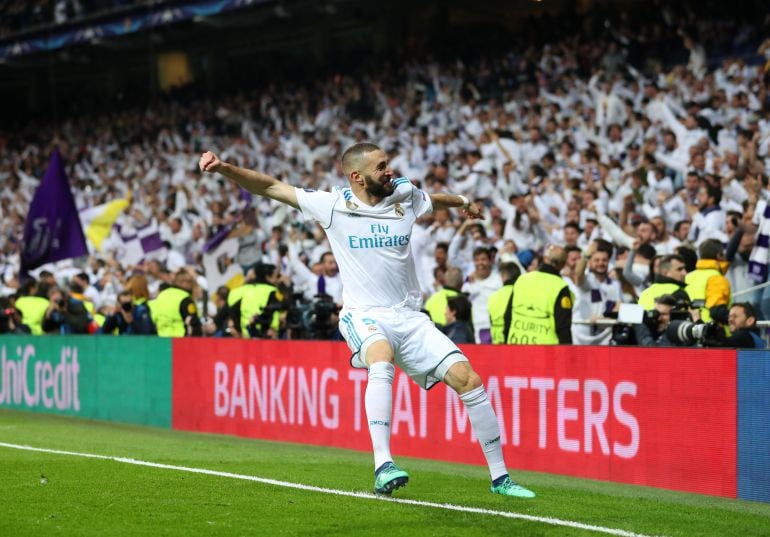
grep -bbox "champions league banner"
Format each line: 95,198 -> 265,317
171,340 -> 739,499
0,1 -> 270,61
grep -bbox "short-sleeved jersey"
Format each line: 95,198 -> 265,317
295,178 -> 433,310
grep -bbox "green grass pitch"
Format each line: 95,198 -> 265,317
0,409 -> 768,536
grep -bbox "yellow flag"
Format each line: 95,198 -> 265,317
79,199 -> 130,252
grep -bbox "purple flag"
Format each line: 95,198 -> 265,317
202,221 -> 236,254
21,148 -> 88,275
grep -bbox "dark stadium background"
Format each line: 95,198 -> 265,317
1,0 -> 767,129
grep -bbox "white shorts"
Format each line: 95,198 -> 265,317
338,307 -> 467,389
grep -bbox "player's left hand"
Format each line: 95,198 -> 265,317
460,202 -> 483,219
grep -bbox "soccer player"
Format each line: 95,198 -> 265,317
199,143 -> 535,499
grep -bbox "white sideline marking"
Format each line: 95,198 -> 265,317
0,441 -> 663,537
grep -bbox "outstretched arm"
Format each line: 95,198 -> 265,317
429,193 -> 483,219
199,151 -> 299,209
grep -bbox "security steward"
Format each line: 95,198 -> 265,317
684,238 -> 731,322
14,278 -> 49,335
424,266 -> 464,326
150,270 -> 202,337
487,262 -> 521,344
507,244 -> 572,345
226,264 -> 259,336
637,254 -> 689,309
240,262 -> 286,338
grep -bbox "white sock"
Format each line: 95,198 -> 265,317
460,385 -> 508,481
366,361 -> 395,470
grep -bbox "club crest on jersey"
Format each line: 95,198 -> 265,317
394,203 -> 405,217
346,200 -> 359,211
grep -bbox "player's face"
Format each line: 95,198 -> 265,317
362,150 -> 395,198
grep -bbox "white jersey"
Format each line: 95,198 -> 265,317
295,178 -> 433,310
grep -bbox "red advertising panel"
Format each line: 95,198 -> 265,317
172,340 -> 736,497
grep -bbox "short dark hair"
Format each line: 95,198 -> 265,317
215,286 -> 230,301
498,262 -> 521,283
564,221 -> 581,233
19,278 -> 38,296
469,223 -> 487,237
658,254 -> 685,273
698,238 -> 724,260
655,294 -> 678,307
118,290 -> 132,301
594,239 -> 614,257
341,142 -> 381,175
675,246 -> 698,272
731,302 -> 758,321
702,184 -> 722,205
637,243 -> 657,260
447,295 -> 472,322
68,280 -> 84,294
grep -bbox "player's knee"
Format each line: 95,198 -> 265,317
463,370 -> 482,392
364,339 -> 394,366
445,361 -> 482,393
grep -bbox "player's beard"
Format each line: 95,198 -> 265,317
364,174 -> 395,198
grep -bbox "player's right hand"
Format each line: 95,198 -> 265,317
199,151 -> 221,173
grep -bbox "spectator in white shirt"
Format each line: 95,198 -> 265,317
571,239 -> 623,345
689,183 -> 727,246
462,247 -> 502,344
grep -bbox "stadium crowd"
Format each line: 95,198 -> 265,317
1,3 -> 770,347
0,1 -> 150,39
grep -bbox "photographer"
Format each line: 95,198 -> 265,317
241,263 -> 288,339
302,293 -> 341,340
203,286 -> 237,337
695,303 -> 766,349
42,286 -> 91,334
100,291 -> 156,335
632,294 -> 678,346
724,303 -> 766,349
664,300 -> 760,347
0,297 -> 30,334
